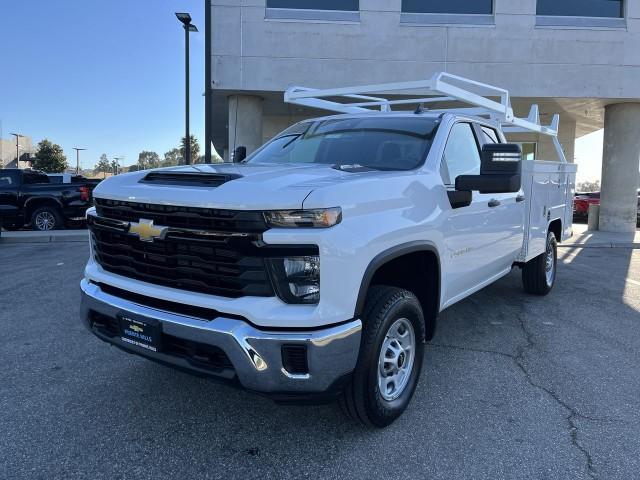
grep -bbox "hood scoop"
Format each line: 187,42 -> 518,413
140,171 -> 242,187
332,164 -> 376,173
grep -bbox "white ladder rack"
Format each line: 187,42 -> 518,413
284,72 -> 567,163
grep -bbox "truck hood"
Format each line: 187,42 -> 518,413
92,163 -> 369,210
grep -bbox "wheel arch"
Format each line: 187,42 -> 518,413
25,197 -> 63,218
354,241 -> 441,341
548,218 -> 562,242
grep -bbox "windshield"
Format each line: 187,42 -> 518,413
245,117 -> 438,171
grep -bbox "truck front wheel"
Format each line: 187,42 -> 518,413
522,230 -> 557,295
340,286 -> 425,428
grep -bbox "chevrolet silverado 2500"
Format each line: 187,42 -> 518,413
80,74 -> 577,427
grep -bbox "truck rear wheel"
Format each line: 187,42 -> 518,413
340,286 -> 425,428
31,206 -> 63,231
522,230 -> 557,295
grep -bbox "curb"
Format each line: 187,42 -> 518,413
0,230 -> 88,244
559,242 -> 640,249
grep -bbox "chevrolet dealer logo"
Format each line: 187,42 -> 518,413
127,219 -> 168,242
129,324 -> 144,333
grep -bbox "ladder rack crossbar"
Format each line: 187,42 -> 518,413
284,72 -> 566,162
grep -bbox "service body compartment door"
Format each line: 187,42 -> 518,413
524,166 -> 550,260
521,161 -> 578,261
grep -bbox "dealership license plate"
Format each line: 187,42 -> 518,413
118,313 -> 161,352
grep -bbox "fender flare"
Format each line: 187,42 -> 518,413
24,196 -> 64,214
353,240 -> 441,318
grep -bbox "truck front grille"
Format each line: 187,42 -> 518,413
94,198 -> 268,232
89,200 -> 275,298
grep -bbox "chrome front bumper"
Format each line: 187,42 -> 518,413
80,280 -> 362,394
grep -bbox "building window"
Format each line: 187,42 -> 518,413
401,0 -> 494,25
402,0 -> 493,15
266,0 -> 358,12
537,0 -> 623,18
266,0 -> 359,21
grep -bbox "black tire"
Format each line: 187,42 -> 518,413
522,230 -> 557,295
340,286 -> 425,428
30,206 -> 64,231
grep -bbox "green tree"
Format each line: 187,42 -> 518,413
137,150 -> 160,170
180,135 -> 201,164
162,148 -> 182,167
94,154 -> 111,178
110,159 -> 120,175
32,139 -> 68,173
577,180 -> 600,193
127,165 -> 140,172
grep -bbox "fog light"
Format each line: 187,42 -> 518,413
267,256 -> 320,304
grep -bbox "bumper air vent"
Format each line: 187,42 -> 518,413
281,345 -> 309,375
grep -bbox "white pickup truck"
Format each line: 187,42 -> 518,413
80,74 -> 576,427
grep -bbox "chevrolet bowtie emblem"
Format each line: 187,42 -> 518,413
129,324 -> 144,333
128,219 -> 168,242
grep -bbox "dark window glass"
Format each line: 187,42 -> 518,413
23,173 -> 49,184
47,175 -> 63,184
481,126 -> 500,144
0,172 -> 18,186
267,0 -> 359,11
537,0 -> 623,18
402,0 -> 493,14
247,117 -> 438,171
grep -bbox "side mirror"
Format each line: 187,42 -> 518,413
455,143 -> 522,194
232,146 -> 247,163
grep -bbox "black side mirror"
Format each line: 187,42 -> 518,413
232,146 -> 247,163
455,143 -> 522,194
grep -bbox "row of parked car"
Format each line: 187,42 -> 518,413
0,168 -> 100,231
573,190 -> 640,226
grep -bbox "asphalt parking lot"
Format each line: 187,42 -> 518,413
1,241 -> 639,480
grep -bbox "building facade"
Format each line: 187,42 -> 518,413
208,0 -> 640,232
0,136 -> 34,168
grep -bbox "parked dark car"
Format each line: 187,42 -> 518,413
0,168 -> 97,231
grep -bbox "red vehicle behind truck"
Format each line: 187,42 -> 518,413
574,191 -> 640,226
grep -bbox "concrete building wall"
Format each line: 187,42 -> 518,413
211,0 -> 640,99
209,0 -> 640,230
1,137 -> 34,168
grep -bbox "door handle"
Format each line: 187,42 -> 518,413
488,199 -> 501,208
516,194 -> 526,203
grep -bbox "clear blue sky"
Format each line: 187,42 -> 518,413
0,0 -> 205,170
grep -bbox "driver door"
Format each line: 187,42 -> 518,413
440,122 -> 509,306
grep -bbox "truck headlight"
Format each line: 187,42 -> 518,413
267,256 -> 320,304
264,208 -> 341,228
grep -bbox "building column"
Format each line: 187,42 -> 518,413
599,103 -> 640,233
228,95 -> 263,158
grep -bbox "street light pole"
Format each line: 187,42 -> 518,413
175,13 -> 198,165
113,156 -> 124,175
73,147 -> 87,175
9,133 -> 24,168
204,0 -> 212,164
